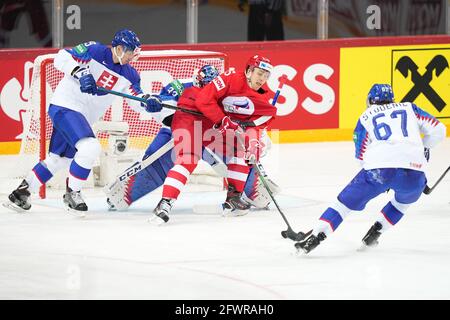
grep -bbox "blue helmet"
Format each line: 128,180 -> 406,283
193,65 -> 219,88
111,29 -> 141,52
367,84 -> 394,105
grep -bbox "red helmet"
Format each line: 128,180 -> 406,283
246,55 -> 273,73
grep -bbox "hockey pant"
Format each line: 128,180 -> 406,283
313,168 -> 426,236
27,105 -> 100,193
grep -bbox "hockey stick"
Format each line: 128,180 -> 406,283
236,74 -> 308,241
250,158 -> 310,241
97,87 -> 204,117
423,165 -> 450,195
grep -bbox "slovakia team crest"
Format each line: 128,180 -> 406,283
222,96 -> 254,115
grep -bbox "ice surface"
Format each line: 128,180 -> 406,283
0,140 -> 449,299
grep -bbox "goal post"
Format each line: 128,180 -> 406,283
19,50 -> 228,198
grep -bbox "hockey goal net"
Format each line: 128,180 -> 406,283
18,50 -> 228,198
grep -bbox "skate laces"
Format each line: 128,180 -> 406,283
303,235 -> 317,247
70,190 -> 86,205
157,199 -> 173,215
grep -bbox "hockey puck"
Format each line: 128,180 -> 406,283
281,230 -> 288,238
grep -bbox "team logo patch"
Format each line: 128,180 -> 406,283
96,71 -> 119,90
222,96 -> 254,115
74,43 -> 87,54
392,48 -> 450,118
212,76 -> 225,91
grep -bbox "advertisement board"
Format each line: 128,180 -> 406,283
0,36 -> 449,154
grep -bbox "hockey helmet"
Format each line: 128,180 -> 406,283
112,29 -> 141,56
193,65 -> 220,88
367,84 -> 394,105
246,55 -> 273,73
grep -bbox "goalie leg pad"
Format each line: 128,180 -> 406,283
144,127 -> 172,158
202,147 -> 227,177
243,166 -> 281,209
122,150 -> 174,205
106,129 -> 175,210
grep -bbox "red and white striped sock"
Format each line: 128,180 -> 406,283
226,157 -> 250,192
162,163 -> 197,200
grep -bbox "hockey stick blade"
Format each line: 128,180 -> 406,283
423,165 -> 450,195
281,228 -> 312,241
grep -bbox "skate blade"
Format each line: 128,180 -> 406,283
222,208 -> 249,217
2,201 -> 29,213
148,214 -> 168,226
357,242 -> 377,252
294,246 -> 308,256
64,204 -> 87,218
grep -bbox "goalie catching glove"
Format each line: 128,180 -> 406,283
141,94 -> 163,113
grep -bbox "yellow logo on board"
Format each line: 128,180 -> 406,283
392,49 -> 450,118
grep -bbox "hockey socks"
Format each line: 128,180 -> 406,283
376,199 -> 409,231
226,158 -> 250,193
68,160 -> 91,192
162,163 -> 197,200
28,161 -> 54,193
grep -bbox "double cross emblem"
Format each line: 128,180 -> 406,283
395,55 -> 449,112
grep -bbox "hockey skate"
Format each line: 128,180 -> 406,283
3,180 -> 31,213
63,178 -> 88,217
149,198 -> 173,225
295,232 -> 326,254
106,198 -> 117,211
359,221 -> 383,250
222,185 -> 251,217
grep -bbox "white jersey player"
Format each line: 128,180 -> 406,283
295,84 -> 446,254
4,29 -> 161,215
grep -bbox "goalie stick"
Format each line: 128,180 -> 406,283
423,165 -> 450,195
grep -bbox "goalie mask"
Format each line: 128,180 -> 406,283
367,84 -> 394,107
193,65 -> 219,88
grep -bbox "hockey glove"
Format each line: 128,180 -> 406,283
72,67 -> 97,95
141,94 -> 163,113
424,147 -> 430,162
213,116 -> 243,134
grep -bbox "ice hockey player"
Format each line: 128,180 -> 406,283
106,65 -> 279,213
295,84 -> 446,254
150,54 -> 278,224
4,29 -> 162,215
105,65 -> 223,210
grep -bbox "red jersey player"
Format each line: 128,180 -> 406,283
150,55 -> 276,224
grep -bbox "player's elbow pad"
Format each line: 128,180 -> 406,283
54,49 -> 80,75
423,123 -> 446,148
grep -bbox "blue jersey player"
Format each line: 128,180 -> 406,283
295,84 -> 446,254
4,29 -> 161,215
